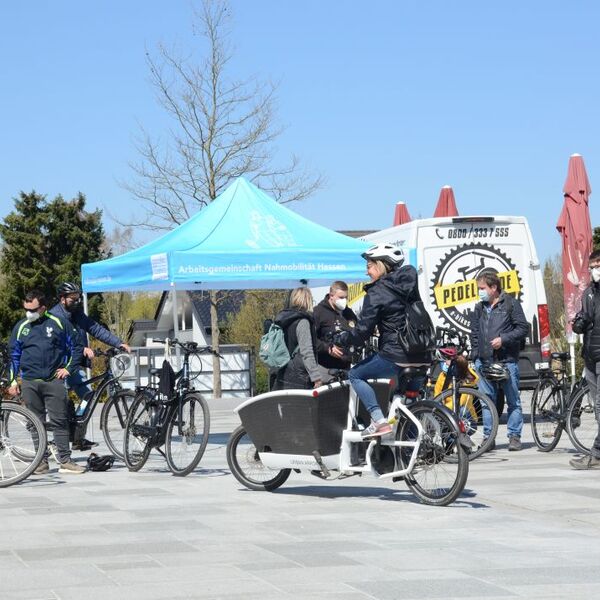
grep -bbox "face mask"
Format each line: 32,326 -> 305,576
478,289 -> 490,303
25,310 -> 41,323
65,300 -> 82,313
591,268 -> 600,283
334,298 -> 347,311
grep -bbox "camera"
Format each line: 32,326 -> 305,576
572,311 -> 591,334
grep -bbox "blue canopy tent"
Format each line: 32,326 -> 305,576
81,178 -> 371,337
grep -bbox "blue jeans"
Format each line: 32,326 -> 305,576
66,369 -> 93,402
475,359 -> 523,439
349,353 -> 422,423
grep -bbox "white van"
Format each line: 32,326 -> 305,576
321,216 -> 549,389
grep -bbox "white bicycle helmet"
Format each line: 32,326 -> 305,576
361,243 -> 405,267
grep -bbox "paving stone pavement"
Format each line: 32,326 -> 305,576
1,393 -> 600,600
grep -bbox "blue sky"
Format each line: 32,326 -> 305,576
1,0 -> 599,262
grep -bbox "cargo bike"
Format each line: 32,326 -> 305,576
226,369 -> 469,506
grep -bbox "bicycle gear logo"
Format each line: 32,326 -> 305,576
430,243 -> 523,333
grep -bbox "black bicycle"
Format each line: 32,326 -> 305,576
0,343 -> 47,487
70,347 -> 135,459
123,338 -> 217,476
531,352 -> 590,452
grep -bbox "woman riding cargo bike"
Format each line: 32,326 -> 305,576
227,244 -> 469,506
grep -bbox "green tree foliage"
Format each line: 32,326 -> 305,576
543,254 -> 565,346
221,290 -> 288,393
0,191 -> 105,337
594,226 -> 600,251
101,292 -> 160,341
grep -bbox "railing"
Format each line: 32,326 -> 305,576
121,344 -> 255,398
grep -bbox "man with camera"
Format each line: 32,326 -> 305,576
570,250 -> 600,470
313,281 -> 358,377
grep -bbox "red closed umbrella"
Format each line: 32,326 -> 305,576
556,153 -> 593,337
393,202 -> 411,226
434,185 -> 459,218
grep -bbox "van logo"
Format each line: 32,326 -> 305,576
430,243 -> 523,334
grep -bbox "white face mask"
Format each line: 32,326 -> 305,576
25,310 -> 41,322
591,267 -> 600,283
334,298 -> 347,311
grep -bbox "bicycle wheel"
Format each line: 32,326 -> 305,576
530,377 -> 563,452
566,386 -> 596,454
0,403 -> 47,487
165,394 -> 210,476
123,392 -> 153,472
396,401 -> 469,506
433,387 -> 499,459
226,425 -> 291,491
100,390 -> 135,459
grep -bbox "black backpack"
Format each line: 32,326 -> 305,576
397,300 -> 436,355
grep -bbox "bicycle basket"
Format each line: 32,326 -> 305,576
110,353 -> 132,379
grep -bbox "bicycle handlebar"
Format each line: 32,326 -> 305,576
151,338 -> 223,358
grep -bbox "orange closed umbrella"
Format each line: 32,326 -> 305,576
393,202 -> 411,226
556,153 -> 593,337
434,185 -> 459,218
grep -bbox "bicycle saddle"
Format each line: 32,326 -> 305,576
551,352 -> 569,361
397,365 -> 429,378
148,367 -> 160,376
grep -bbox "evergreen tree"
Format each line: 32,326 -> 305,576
0,191 -> 106,337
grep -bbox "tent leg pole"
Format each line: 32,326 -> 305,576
82,292 -> 91,380
172,287 -> 181,367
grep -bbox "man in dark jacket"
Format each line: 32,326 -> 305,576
570,250 -> 600,469
313,281 -> 358,373
8,289 -> 85,474
50,282 -> 130,449
470,271 -> 528,451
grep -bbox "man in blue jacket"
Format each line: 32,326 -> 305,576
8,289 -> 85,474
50,282 -> 130,450
470,271 -> 528,451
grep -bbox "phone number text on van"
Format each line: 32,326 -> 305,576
446,226 -> 510,239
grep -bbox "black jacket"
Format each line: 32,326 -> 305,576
346,265 -> 431,364
313,295 -> 357,369
575,283 -> 600,370
49,302 -> 122,349
470,292 -> 528,363
9,312 -> 83,383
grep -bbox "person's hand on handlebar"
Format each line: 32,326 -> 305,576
313,379 -> 323,388
83,347 -> 95,359
119,343 -> 131,353
8,383 -> 20,397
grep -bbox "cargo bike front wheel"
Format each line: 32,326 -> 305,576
226,425 -> 291,491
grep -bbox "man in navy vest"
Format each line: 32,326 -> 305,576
8,289 -> 85,474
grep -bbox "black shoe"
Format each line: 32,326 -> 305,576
72,439 -> 98,451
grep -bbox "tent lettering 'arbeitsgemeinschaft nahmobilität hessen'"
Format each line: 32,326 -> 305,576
81,178 -> 374,292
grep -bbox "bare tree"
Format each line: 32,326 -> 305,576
122,0 -> 322,397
